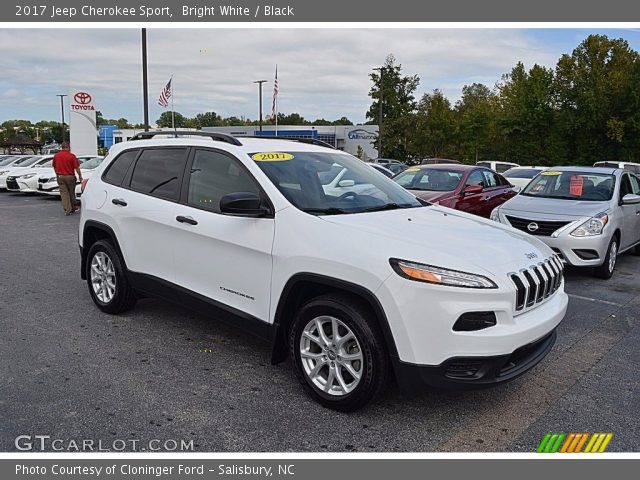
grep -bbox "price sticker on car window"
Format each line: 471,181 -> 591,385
251,152 -> 294,162
541,171 -> 561,176
406,167 -> 420,172
570,175 -> 584,196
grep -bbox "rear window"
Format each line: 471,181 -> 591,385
503,168 -> 543,179
129,148 -> 188,201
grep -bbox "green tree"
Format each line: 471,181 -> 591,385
367,54 -> 420,161
455,83 -> 499,162
410,90 -> 456,160
156,111 -> 188,128
193,111 -> 224,127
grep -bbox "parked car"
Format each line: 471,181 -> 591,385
393,164 -> 517,218
373,158 -> 408,175
491,167 -> 640,279
0,156 -> 50,189
369,163 -> 395,178
593,161 -> 640,174
420,158 -> 462,165
477,161 -> 520,174
79,131 -> 567,411
502,166 -> 549,190
19,156 -> 103,195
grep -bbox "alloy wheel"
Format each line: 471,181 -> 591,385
90,251 -> 116,303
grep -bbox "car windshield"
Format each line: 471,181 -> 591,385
10,156 -> 39,167
35,158 -> 53,168
0,156 -> 19,166
522,171 -> 616,201
503,168 -> 543,179
394,167 -> 464,191
81,157 -> 104,170
252,151 -> 423,215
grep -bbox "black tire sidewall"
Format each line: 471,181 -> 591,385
290,297 -> 386,411
595,237 -> 618,279
86,240 -> 130,313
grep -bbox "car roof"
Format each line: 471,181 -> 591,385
411,163 -> 477,172
546,166 -> 620,174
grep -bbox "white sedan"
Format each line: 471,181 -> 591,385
502,166 -> 549,190
36,156 -> 104,196
2,156 -> 53,190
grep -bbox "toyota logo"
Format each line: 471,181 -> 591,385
74,92 -> 92,105
527,222 -> 539,232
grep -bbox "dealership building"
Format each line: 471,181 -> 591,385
106,125 -> 379,159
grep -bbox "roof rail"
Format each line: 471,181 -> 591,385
245,136 -> 336,150
129,131 -> 243,146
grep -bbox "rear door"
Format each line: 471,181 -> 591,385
618,173 -> 640,250
173,148 -> 275,322
102,147 -> 188,284
479,169 -> 510,217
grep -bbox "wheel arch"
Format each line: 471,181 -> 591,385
270,273 -> 398,365
81,221 -> 125,280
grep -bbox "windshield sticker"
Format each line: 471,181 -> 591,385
405,167 -> 420,172
570,175 -> 584,196
251,152 -> 294,162
541,171 -> 561,176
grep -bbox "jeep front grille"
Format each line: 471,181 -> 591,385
509,256 -> 563,313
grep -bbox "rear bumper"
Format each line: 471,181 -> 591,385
393,329 -> 556,393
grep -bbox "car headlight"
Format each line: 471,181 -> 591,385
490,208 -> 500,222
0,170 -> 9,175
570,211 -> 609,237
390,259 -> 497,289
21,173 -> 36,179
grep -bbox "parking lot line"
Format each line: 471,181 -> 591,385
566,294 -> 624,307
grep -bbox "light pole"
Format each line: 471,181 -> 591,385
253,80 -> 267,132
142,28 -> 150,131
373,67 -> 384,158
56,94 -> 68,144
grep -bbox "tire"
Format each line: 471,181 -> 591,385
289,293 -> 389,412
594,236 -> 618,279
633,242 -> 640,256
86,240 -> 137,314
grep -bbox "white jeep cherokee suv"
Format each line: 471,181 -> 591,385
79,132 -> 568,411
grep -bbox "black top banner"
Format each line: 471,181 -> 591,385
4,0 -> 640,22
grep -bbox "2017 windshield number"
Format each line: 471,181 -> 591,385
16,5 -> 47,16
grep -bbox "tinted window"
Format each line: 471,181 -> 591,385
129,148 -> 187,201
187,150 -> 260,213
465,170 -> 485,188
394,168 -> 463,191
629,174 -> 640,195
624,164 -> 640,174
482,169 -> 501,187
476,162 -> 491,169
503,168 -> 542,179
104,150 -> 139,186
620,174 -> 633,198
495,163 -> 515,173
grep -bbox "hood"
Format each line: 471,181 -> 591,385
500,194 -> 609,219
321,206 -> 553,271
1,166 -> 35,177
409,189 -> 456,203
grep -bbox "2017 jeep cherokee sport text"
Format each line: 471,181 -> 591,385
79,132 -> 568,411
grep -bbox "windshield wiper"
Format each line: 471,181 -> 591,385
301,207 -> 348,215
362,203 -> 418,213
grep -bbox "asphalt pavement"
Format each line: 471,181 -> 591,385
0,192 -> 637,452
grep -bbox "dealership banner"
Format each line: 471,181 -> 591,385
2,458 -> 638,480
69,90 -> 98,156
3,0 -> 640,22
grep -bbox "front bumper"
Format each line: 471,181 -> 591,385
393,329 -> 556,392
534,234 -> 610,267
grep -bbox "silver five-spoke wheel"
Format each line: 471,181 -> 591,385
299,315 -> 363,396
90,251 -> 116,303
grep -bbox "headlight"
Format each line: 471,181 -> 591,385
490,208 -> 500,222
21,173 -> 36,179
0,170 -> 9,175
570,211 -> 609,237
390,259 -> 497,289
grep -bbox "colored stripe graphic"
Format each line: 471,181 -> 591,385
537,433 -> 612,453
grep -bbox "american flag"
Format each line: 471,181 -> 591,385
158,78 -> 172,108
271,66 -> 278,119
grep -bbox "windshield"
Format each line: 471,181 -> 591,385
394,167 -> 463,192
35,158 -> 53,168
11,156 -> 40,167
503,168 -> 543,179
252,151 -> 422,214
522,171 -> 616,201
81,157 -> 104,170
0,156 -> 19,166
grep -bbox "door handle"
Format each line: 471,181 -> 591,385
176,215 -> 198,226
111,198 -> 127,207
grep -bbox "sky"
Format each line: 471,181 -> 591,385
1,28 -> 639,125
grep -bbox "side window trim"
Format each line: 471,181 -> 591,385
179,147 -> 274,218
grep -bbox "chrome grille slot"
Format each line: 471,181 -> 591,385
509,255 -> 564,314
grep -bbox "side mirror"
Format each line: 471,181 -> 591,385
338,179 -> 356,188
463,184 -> 483,195
220,192 -> 270,217
622,193 -> 640,205
512,185 -> 522,193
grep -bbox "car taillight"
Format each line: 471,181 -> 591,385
81,178 -> 88,193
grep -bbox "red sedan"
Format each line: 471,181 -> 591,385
393,164 -> 517,218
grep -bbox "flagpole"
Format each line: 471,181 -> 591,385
170,75 -> 176,136
274,65 -> 278,137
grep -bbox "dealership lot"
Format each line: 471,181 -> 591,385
0,192 -> 638,452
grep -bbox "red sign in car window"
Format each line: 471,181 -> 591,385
570,175 -> 584,196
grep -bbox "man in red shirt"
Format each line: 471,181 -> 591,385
52,142 -> 83,215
